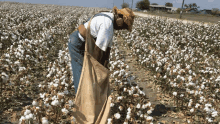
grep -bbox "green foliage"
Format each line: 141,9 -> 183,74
136,0 -> 150,10
165,2 -> 173,7
121,2 -> 129,9
211,8 -> 220,15
151,3 -> 158,5
176,8 -> 181,14
184,3 -> 200,11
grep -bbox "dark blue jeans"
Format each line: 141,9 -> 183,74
68,30 -> 85,94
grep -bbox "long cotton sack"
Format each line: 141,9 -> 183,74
74,14 -> 111,124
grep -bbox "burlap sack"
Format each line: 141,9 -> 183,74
74,14 -> 111,124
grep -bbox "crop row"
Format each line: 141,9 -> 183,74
0,2 -> 155,124
117,16 -> 220,123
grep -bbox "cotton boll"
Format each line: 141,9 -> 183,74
140,114 -> 144,118
51,99 -> 60,106
215,76 -> 220,81
52,95 -> 57,101
136,103 -> 141,109
190,108 -> 194,113
42,117 -> 49,124
205,103 -> 212,107
204,107 -> 210,112
187,120 -> 191,123
63,89 -> 69,94
141,104 -> 146,109
128,90 -> 133,95
195,103 -> 200,108
195,91 -> 199,96
137,110 -> 142,116
25,114 -> 30,120
207,117 -> 213,123
119,106 -> 123,111
189,90 -> 194,94
126,65 -> 129,69
123,121 -> 128,124
107,118 -> 112,124
131,86 -> 135,91
118,73 -> 122,77
173,92 -> 177,96
180,94 -> 184,97
188,102 -> 192,107
145,102 -> 151,107
123,88 -> 127,92
147,110 -> 152,114
19,116 -> 25,123
1,72 -> 9,83
32,100 -> 38,106
211,111 -> 218,117
29,113 -> 34,119
113,71 -> 119,76
61,108 -> 69,115
114,113 -> 121,119
110,103 -> 114,107
25,80 -> 30,84
127,107 -> 131,112
126,114 -> 131,120
146,116 -> 153,121
139,90 -> 145,96
68,100 -> 74,106
24,109 -> 31,116
163,75 -> 167,79
125,72 -> 129,76
117,96 -> 123,101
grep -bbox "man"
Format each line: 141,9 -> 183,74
68,6 -> 135,93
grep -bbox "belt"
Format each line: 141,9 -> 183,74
78,24 -> 96,41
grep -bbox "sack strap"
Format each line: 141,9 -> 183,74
85,13 -> 113,24
78,13 -> 113,40
85,14 -> 96,54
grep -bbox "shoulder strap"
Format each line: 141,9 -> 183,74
85,12 -> 113,24
85,15 -> 95,54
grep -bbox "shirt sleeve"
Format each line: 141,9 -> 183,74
95,18 -> 114,52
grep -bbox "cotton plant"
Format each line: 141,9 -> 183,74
118,16 -> 220,123
18,43 -> 76,123
0,2 -> 110,123
107,38 -> 154,123
1,1 -> 220,123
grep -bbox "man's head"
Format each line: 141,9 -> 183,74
113,6 -> 135,32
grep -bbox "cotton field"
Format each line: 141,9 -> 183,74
117,16 -> 220,123
0,1 -> 219,124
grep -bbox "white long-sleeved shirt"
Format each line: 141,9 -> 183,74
78,12 -> 114,52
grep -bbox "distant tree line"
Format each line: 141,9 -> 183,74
136,0 -> 150,10
211,8 -> 220,15
121,2 -> 129,9
165,2 -> 173,7
184,3 -> 200,11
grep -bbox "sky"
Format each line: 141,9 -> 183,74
1,0 -> 219,10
